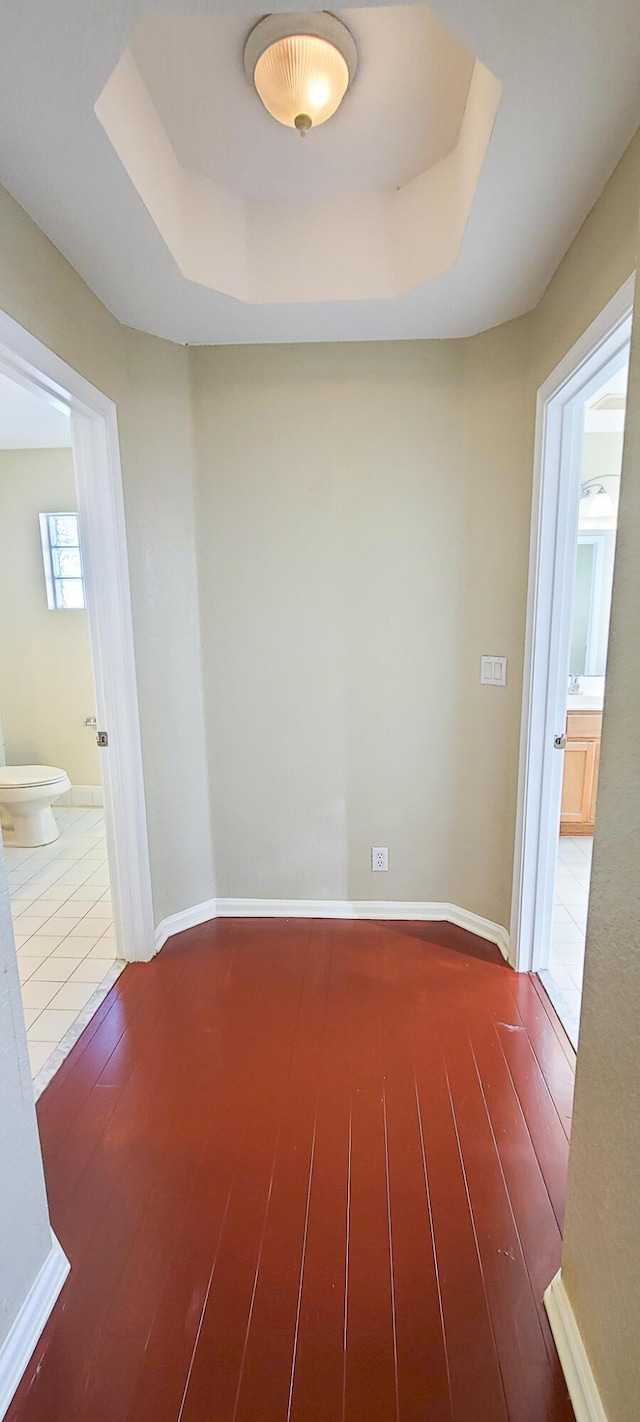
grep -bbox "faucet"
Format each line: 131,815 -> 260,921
568,674 -> 582,695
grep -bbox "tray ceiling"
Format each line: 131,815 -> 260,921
0,0 -> 639,342
96,7 -> 500,305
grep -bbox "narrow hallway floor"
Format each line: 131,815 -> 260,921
9,918 -> 576,1422
3,806 -> 122,1090
540,835 -> 592,1048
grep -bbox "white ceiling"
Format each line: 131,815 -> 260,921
0,375 -> 71,450
130,8 -> 474,202
97,9 -> 497,306
584,363 -> 629,434
0,0 -> 639,345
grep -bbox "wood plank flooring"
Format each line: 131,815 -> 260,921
8,918 -> 576,1422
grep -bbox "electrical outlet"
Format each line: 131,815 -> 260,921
371,846 -> 388,872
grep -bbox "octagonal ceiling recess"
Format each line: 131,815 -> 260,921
95,7 -> 501,306
4,0 -> 639,344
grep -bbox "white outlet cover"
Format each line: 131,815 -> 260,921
480,655 -> 507,686
371,846 -> 389,871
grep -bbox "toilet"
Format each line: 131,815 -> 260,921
0,765 -> 71,847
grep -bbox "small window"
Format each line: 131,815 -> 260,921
39,512 -> 87,610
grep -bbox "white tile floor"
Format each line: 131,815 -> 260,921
539,834 -> 592,1049
3,807 -> 122,1084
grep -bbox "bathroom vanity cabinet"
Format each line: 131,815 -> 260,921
560,707 -> 602,835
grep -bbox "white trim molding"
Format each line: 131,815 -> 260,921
544,1271 -> 608,1422
155,898 -> 510,960
56,785 -> 104,808
154,898 -> 218,954
0,306 -> 155,963
511,274 -> 635,974
0,1233 -> 69,1421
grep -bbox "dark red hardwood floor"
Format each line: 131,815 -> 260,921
9,919 -> 576,1422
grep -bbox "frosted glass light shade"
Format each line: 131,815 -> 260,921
255,35 -> 348,131
245,14 -> 357,135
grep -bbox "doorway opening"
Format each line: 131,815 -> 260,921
0,308 -> 154,1096
512,276 -> 634,1046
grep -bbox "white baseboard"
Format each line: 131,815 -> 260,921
216,899 -> 510,960
155,898 -> 510,961
56,784 -> 103,808
0,1232 -> 69,1421
154,898 -> 217,954
544,1271 -> 608,1422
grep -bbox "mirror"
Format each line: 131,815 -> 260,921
569,530 -> 616,676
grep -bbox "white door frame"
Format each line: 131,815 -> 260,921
511,275 -> 634,974
0,307 -> 155,962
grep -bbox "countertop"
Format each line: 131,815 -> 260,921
567,695 -> 604,712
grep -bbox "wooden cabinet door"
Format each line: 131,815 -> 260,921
560,738 -> 598,833
588,738 -> 601,824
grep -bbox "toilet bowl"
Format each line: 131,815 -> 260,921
0,765 -> 71,847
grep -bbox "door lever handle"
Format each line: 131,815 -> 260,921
554,733 -> 567,750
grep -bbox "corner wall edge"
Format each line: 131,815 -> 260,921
544,1270 -> 609,1422
0,1232 -> 69,1421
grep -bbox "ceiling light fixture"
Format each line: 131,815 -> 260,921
591,394 -> 626,411
244,12 -> 357,136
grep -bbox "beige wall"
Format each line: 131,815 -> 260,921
529,131 -> 640,386
0,184 -> 214,924
559,219 -> 640,1422
189,132 -> 640,924
191,331 -> 532,921
454,318 -> 533,920
0,448 -> 100,784
0,850 -> 52,1352
1,133 -> 638,930
192,340 -> 469,905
